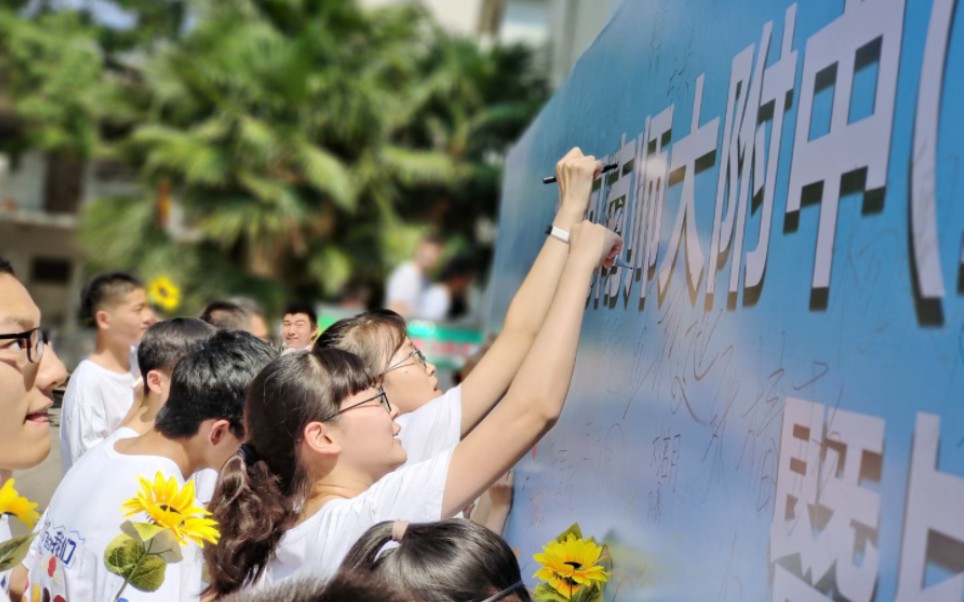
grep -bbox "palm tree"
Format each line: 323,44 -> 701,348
77,0 -> 547,312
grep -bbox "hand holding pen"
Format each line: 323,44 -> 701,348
545,148 -> 632,271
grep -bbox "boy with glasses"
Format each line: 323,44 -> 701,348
0,257 -> 68,595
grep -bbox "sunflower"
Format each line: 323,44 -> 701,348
120,472 -> 219,547
533,533 -> 609,600
0,479 -> 39,529
147,276 -> 181,312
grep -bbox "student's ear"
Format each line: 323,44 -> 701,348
207,419 -> 234,447
303,421 -> 339,456
145,370 -> 164,396
95,308 -> 111,330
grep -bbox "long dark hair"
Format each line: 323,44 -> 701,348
221,571 -> 412,602
338,520 -> 531,602
313,310 -> 408,375
204,349 -> 375,597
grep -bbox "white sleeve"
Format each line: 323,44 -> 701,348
190,468 -> 220,506
396,386 -> 463,465
72,405 -> 108,465
61,381 -> 109,475
385,264 -> 421,308
417,286 -> 450,320
365,448 -> 454,522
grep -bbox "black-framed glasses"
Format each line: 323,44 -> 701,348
336,387 -> 392,415
381,347 -> 428,375
0,327 -> 45,364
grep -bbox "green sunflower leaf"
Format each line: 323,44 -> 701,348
127,554 -> 167,592
104,534 -> 144,577
104,534 -> 168,593
0,533 -> 36,572
555,523 -> 583,544
533,582 -> 573,602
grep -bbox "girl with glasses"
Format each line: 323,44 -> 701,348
204,220 -> 622,598
315,149 -> 606,471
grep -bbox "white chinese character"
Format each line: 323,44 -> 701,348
910,0 -> 958,301
770,397 -> 884,601
786,0 -> 905,291
895,413 -> 964,601
745,4 -> 798,292
658,74 -> 719,296
626,107 -> 673,304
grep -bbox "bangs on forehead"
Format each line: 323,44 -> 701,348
325,350 -> 378,403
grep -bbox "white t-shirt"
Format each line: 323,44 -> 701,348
263,448 -> 454,585
384,262 -> 426,312
60,360 -> 136,475
417,284 -> 451,321
396,385 -> 462,466
191,469 -> 219,506
0,514 -> 10,595
26,439 -> 205,601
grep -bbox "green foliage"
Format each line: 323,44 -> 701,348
3,0 -> 548,308
103,534 -> 168,593
0,9 -> 106,157
0,533 -> 36,572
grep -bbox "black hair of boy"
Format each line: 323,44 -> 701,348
137,319 -> 218,394
200,300 -> 251,331
0,257 -> 14,276
283,302 -> 317,327
440,255 -> 477,283
80,271 -> 143,325
154,330 -> 277,439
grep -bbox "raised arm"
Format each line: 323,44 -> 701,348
459,148 -> 603,435
442,222 -> 621,517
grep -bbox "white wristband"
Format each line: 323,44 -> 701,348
546,225 -> 570,244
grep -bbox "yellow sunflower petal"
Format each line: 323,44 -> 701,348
0,479 -> 40,529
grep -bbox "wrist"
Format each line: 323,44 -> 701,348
567,246 -> 600,271
553,205 -> 584,228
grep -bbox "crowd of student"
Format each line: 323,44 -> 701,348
0,149 -> 621,601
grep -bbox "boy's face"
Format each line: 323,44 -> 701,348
0,274 -> 68,471
102,288 -> 157,347
282,312 -> 316,350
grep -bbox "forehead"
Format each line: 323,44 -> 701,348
283,313 -> 311,322
111,287 -> 148,307
0,274 -> 41,331
392,337 -> 414,355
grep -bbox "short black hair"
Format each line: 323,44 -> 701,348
228,297 -> 265,317
81,271 -> 143,324
200,300 -> 251,331
155,330 -> 277,439
137,319 -> 217,394
0,257 -> 14,277
440,255 -> 477,282
283,303 -> 317,330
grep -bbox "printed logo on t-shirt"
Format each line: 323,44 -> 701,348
38,524 -> 85,569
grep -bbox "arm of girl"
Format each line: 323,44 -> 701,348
458,148 -> 603,436
442,221 -> 621,516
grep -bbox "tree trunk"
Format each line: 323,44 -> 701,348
43,150 -> 85,214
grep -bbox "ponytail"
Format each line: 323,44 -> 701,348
203,453 -> 293,597
203,350 -> 375,597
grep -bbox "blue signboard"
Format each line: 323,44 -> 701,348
485,1 -> 964,600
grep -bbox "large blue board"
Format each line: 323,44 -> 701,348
486,1 -> 964,600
